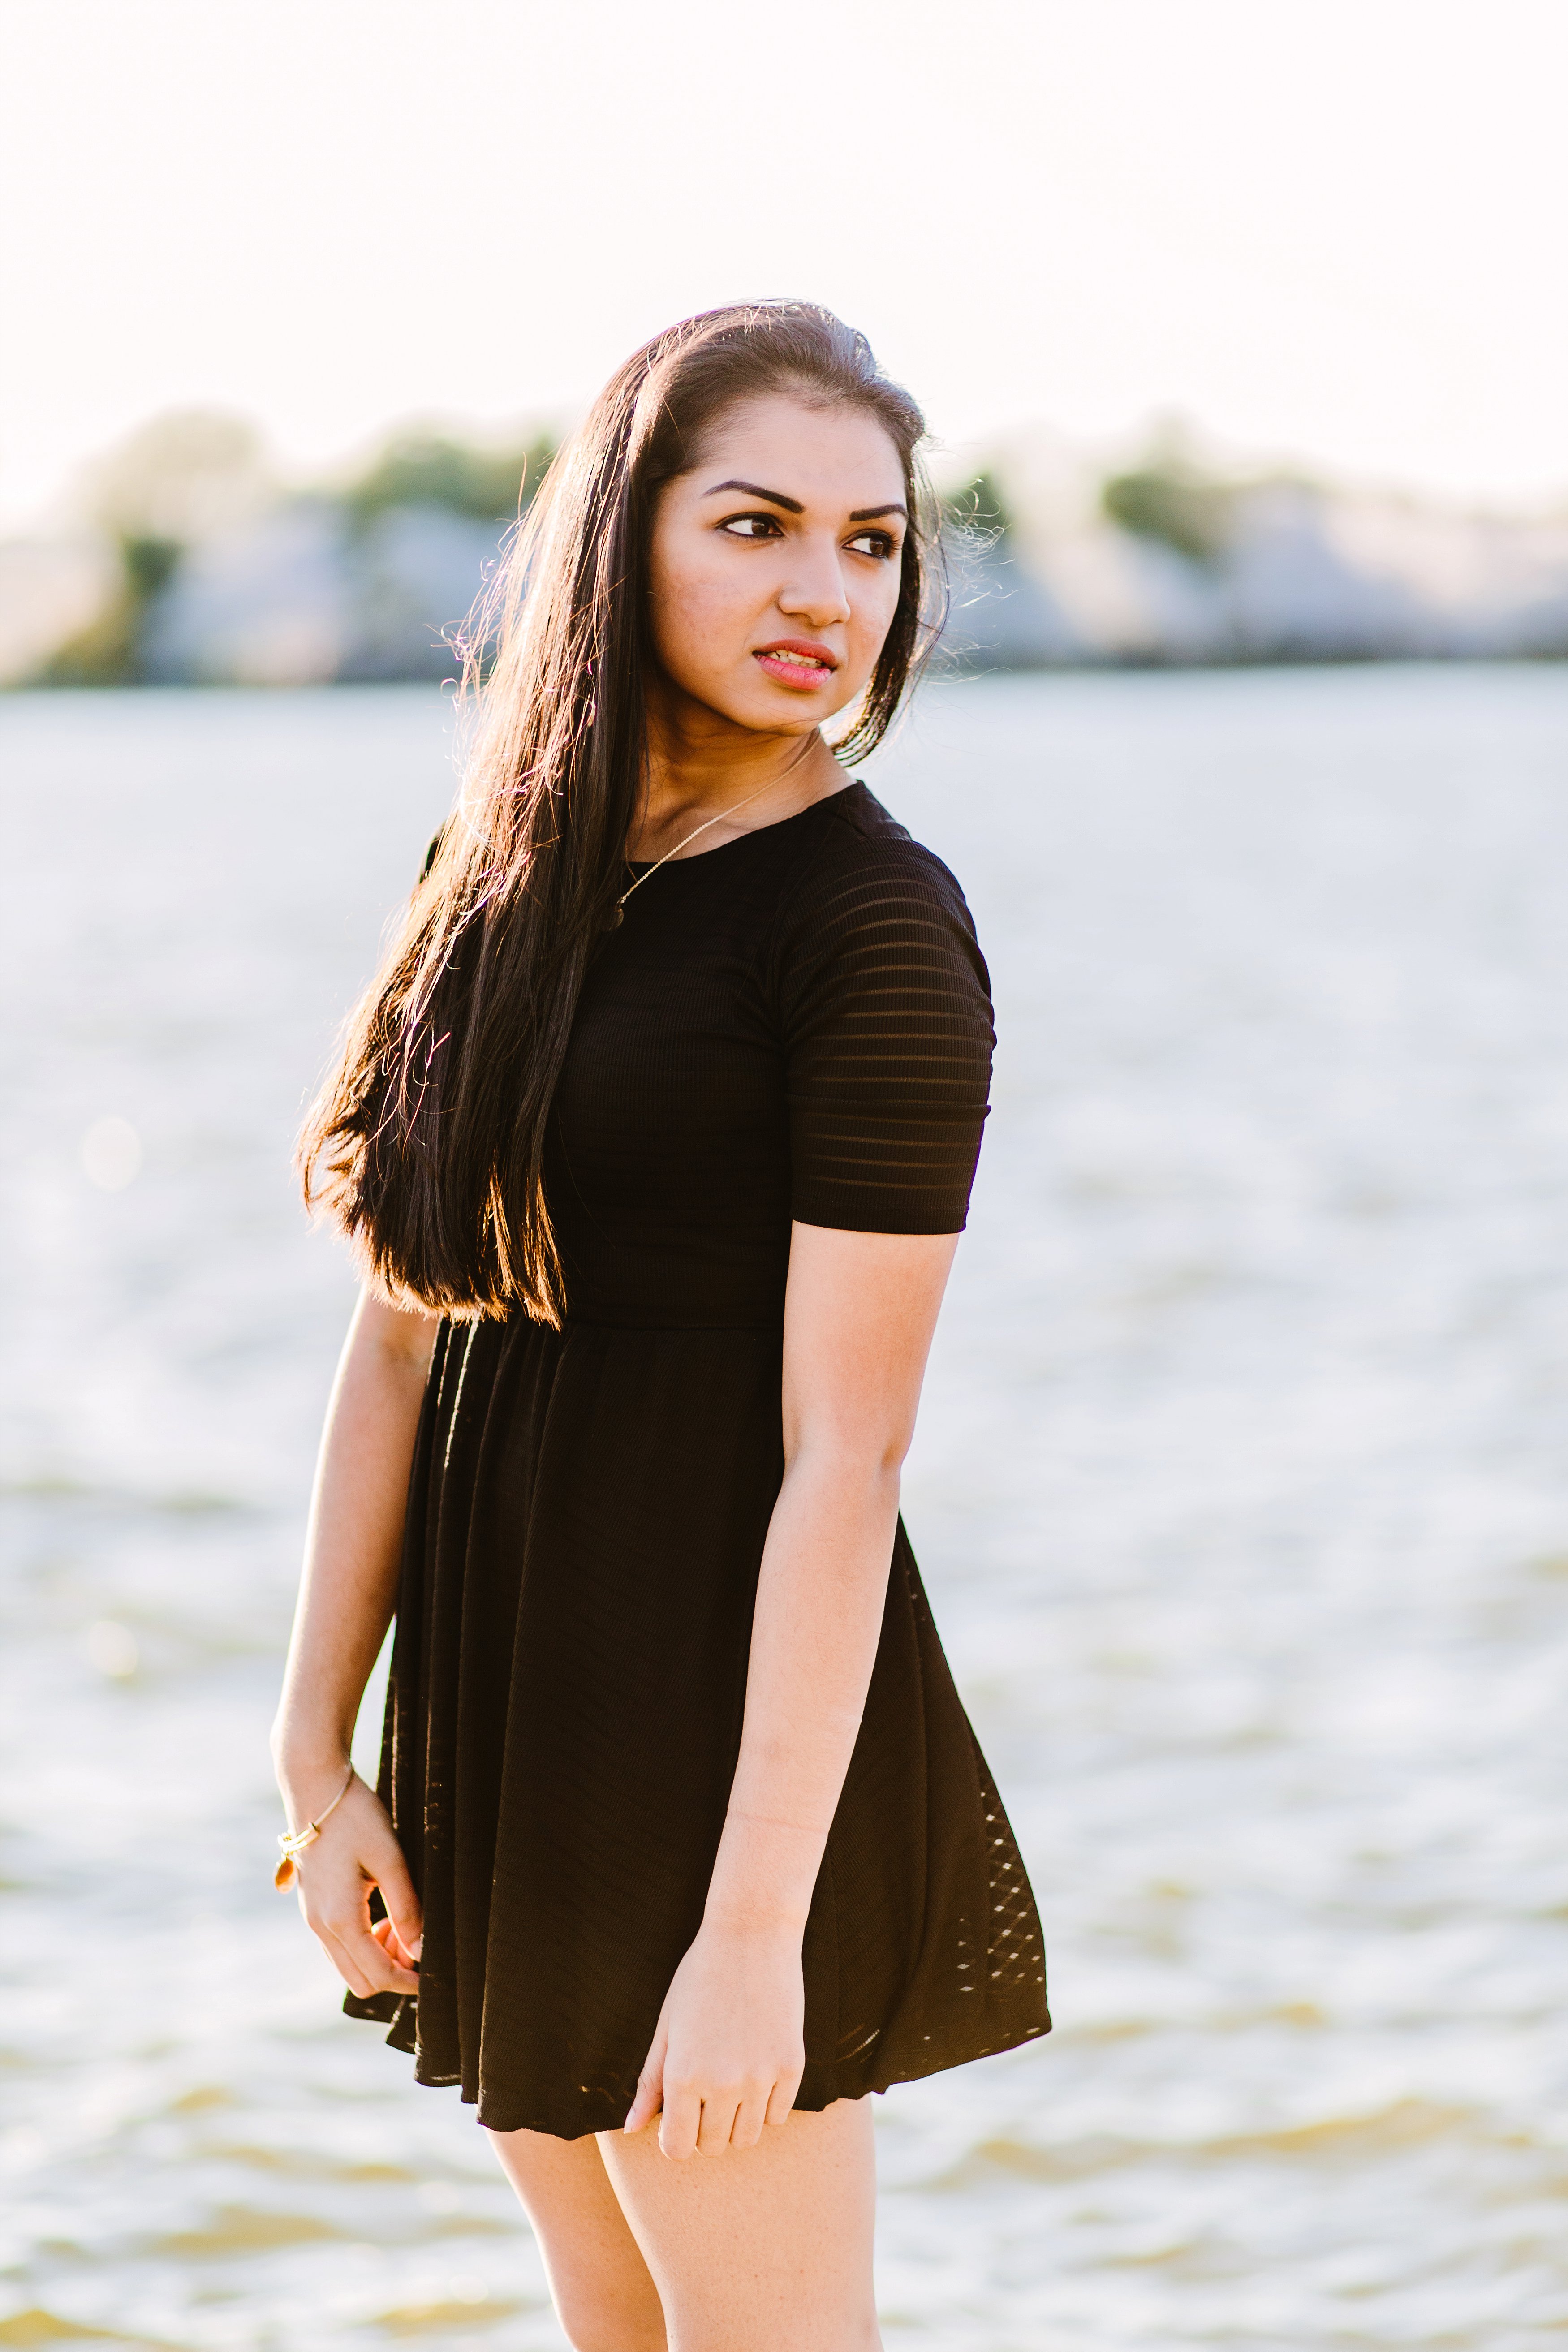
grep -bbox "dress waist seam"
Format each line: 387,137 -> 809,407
541,1315 -> 784,1335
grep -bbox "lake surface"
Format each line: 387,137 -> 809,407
3,668 -> 1567,2349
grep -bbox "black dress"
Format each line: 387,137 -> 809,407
348,780 -> 1049,2138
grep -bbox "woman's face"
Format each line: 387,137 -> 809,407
647,392 -> 909,740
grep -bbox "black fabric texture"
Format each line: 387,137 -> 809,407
345,780 -> 1050,2136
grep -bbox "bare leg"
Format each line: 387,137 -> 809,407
487,2125 -> 667,2352
598,2095 -> 880,2352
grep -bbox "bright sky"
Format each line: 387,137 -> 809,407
3,0 -> 1566,528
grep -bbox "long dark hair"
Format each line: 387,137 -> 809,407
299,301 -> 943,1325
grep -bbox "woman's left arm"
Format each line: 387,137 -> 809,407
624,1219 -> 959,2157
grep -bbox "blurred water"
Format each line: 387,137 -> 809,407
2,668 -> 1567,2350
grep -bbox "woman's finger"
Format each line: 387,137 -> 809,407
763,2072 -> 799,2128
694,2094 -> 741,2156
623,2029 -> 667,2135
657,2077 -> 702,2161
317,1927 -> 377,2000
370,1915 -> 418,1971
349,1931 -> 420,1994
728,2092 -> 769,2152
316,1907 -> 419,1996
370,1837 -> 424,1963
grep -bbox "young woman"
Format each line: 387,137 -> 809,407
276,302 -> 1047,2352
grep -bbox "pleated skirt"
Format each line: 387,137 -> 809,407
348,1315 -> 1049,2138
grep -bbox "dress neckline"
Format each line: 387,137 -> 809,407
623,779 -> 858,874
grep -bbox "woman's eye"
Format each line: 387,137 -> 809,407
846,530 -> 896,559
719,513 -> 784,540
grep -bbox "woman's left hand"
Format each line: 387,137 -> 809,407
623,1921 -> 805,2157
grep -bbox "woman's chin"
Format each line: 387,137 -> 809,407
729,679 -> 853,737
655,667 -> 853,742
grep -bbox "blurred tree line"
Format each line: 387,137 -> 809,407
32,406 -> 1474,685
946,443 -> 1241,564
1100,438 -> 1238,564
41,414 -> 557,686
342,432 -> 556,531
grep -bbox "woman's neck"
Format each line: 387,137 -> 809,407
631,694 -> 848,863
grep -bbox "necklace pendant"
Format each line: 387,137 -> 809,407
605,902 -> 625,931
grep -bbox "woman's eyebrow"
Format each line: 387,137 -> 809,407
703,480 -> 909,526
704,478 -> 804,513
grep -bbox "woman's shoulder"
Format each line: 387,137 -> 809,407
767,780 -> 990,1012
780,780 -> 978,932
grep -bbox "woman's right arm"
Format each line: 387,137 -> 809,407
271,1289 -> 439,1999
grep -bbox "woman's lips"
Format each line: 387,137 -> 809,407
754,642 -> 838,689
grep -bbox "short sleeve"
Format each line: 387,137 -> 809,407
778,839 -> 995,1234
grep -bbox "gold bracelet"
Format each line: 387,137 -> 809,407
275,1762 -> 358,1889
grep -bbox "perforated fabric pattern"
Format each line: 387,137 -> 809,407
975,1745 -> 1047,2007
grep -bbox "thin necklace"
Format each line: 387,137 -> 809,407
605,778 -> 783,930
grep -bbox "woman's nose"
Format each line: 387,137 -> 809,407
777,541 -> 851,628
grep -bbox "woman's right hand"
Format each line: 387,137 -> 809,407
281,1766 -> 423,1999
